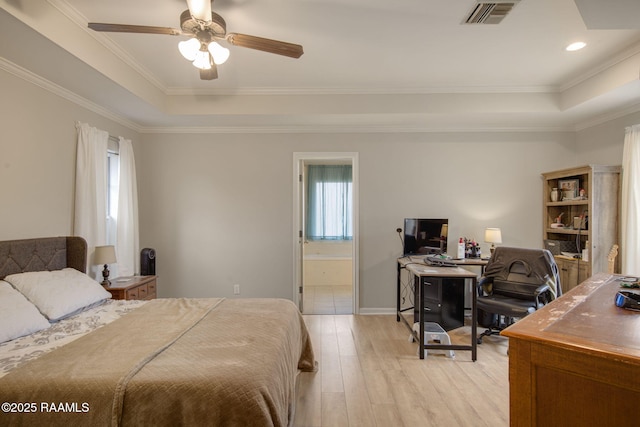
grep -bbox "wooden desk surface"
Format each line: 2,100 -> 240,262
398,256 -> 487,270
502,272 -> 640,361
404,263 -> 478,278
502,272 -> 640,426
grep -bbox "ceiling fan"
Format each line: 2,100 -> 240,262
87,0 -> 304,80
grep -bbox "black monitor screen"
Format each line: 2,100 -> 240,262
403,218 -> 448,255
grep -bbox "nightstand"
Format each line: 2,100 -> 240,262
106,275 -> 157,300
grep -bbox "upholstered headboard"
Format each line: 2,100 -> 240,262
0,237 -> 87,279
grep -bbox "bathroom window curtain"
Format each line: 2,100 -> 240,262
115,137 -> 140,277
621,124 -> 640,275
306,165 -> 352,240
74,122 -> 109,278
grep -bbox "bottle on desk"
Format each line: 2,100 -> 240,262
457,237 -> 465,259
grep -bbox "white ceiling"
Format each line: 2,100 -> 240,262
1,0 -> 640,133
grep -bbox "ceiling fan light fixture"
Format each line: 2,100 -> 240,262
186,0 -> 212,23
208,42 -> 230,65
179,38 -> 200,60
192,50 -> 212,70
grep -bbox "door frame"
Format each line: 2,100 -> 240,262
293,152 -> 359,314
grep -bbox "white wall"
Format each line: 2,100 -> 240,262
3,67 -> 632,311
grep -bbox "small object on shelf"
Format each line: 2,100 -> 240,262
573,216 -> 581,229
550,188 -> 559,202
579,188 -> 587,199
551,212 -> 565,228
559,178 -> 580,200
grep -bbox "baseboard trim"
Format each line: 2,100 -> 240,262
357,308 -> 396,315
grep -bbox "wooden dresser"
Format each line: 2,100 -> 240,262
501,273 -> 640,427
106,275 -> 157,300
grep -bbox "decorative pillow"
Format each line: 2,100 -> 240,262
0,280 -> 51,343
5,268 -> 112,322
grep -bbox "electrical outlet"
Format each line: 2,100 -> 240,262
233,284 -> 240,295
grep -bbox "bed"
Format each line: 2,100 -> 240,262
0,237 -> 316,427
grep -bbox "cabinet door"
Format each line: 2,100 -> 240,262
557,258 -> 590,293
147,280 -> 157,298
557,259 -> 570,292
137,284 -> 149,300
125,287 -> 139,300
439,278 -> 465,330
414,277 -> 464,330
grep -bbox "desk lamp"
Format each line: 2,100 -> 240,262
484,228 -> 502,255
94,245 -> 117,287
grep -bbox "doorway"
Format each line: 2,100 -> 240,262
293,153 -> 359,315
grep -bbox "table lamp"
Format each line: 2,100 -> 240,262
484,228 -> 502,255
94,245 -> 117,286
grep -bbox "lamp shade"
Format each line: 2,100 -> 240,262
484,228 -> 502,244
94,245 -> 117,265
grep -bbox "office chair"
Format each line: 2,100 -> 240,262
476,246 -> 561,343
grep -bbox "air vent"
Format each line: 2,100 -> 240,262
464,1 -> 519,24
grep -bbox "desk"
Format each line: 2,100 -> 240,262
501,273 -> 640,426
397,256 -> 486,315
449,257 -> 489,274
397,257 -> 479,360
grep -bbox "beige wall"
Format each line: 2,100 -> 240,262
575,111 -> 640,164
1,68 -> 630,311
136,131 -> 581,310
0,69 -> 139,241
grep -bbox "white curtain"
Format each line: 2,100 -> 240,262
621,124 -> 640,275
74,122 -> 109,278
116,137 -> 140,276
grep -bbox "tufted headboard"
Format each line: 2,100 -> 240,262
0,236 -> 87,279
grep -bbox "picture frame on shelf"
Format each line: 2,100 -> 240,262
559,178 -> 579,200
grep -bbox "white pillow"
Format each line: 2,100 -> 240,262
0,280 -> 51,343
5,268 -> 112,322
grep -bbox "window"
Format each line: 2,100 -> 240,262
106,139 -> 120,246
306,165 -> 352,240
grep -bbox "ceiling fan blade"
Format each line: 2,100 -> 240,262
186,0 -> 212,22
88,23 -> 184,36
226,33 -> 303,59
200,64 -> 218,80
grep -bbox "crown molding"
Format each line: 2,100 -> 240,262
0,57 -> 141,132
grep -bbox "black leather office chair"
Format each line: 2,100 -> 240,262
476,246 -> 561,343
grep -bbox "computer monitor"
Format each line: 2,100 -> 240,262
403,218 -> 448,255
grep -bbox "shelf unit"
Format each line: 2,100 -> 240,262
541,165 -> 621,292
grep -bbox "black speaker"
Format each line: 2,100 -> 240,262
140,248 -> 156,275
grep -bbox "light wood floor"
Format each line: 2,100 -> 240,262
303,285 -> 353,315
294,315 -> 510,427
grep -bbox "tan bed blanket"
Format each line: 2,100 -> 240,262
0,298 -> 316,427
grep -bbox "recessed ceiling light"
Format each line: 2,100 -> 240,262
566,42 -> 586,51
